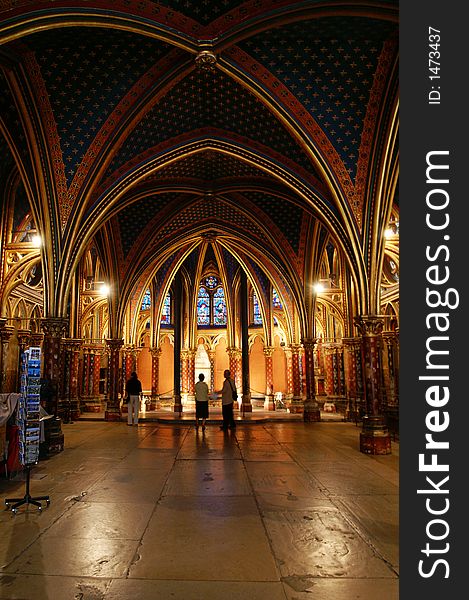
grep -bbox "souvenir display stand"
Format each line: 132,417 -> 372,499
4,347 -> 50,513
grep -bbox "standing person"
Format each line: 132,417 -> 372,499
125,371 -> 142,426
217,369 -> 236,431
194,373 -> 209,431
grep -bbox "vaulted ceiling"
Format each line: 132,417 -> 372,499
0,0 -> 399,323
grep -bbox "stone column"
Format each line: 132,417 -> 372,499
105,338 -> 124,421
208,350 -> 216,394
382,331 -> 399,408
0,320 -> 15,393
61,338 -> 81,421
323,344 -> 334,396
16,328 -> 31,391
187,349 -> 196,401
150,347 -> 161,408
92,348 -> 102,399
240,272 -> 252,413
263,346 -> 275,410
181,349 -> 190,395
302,338 -> 321,422
354,315 -> 391,455
284,346 -> 293,402
173,274 -> 182,414
342,337 -> 358,420
288,344 -> 303,413
40,317 -> 68,417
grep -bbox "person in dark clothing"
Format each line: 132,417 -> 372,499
125,371 -> 142,426
216,369 -> 236,431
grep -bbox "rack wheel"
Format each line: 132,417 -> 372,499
38,506 -> 42,511
46,500 -> 50,506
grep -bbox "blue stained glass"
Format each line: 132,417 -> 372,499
161,292 -> 171,324
141,289 -> 151,310
272,288 -> 282,308
253,293 -> 262,325
205,275 -> 218,289
213,287 -> 227,325
197,287 -> 210,325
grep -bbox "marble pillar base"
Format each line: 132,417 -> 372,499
104,409 -> 121,422
360,415 -> 392,455
303,407 -> 321,422
264,395 -> 275,411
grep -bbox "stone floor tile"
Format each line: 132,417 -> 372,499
105,579 -> 287,600
282,576 -> 398,599
244,461 -> 324,497
0,574 -> 110,600
163,459 -> 251,496
40,501 -> 155,540
4,536 -> 140,577
263,508 -> 395,579
130,495 -> 279,581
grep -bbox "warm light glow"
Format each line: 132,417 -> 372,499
31,234 -> 42,247
99,284 -> 110,296
314,283 -> 324,293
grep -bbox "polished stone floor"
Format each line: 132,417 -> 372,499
0,421 -> 399,599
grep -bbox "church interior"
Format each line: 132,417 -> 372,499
0,1 -> 399,597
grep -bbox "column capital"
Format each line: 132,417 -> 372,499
354,315 -> 384,337
301,337 -> 317,350
227,346 -> 241,359
105,338 -> 124,351
62,338 -> 82,351
40,317 -> 69,338
1,325 -> 15,343
149,346 -> 162,358
17,328 -> 31,350
263,346 -> 275,357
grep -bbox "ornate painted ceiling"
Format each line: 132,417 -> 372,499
0,0 -> 399,323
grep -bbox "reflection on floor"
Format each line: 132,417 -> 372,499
0,421 -> 399,600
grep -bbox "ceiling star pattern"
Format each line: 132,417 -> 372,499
157,0 -> 245,24
153,150 -> 269,181
28,27 -> 172,186
240,16 -> 397,181
105,68 -> 316,178
117,193 -> 183,257
242,191 -> 304,254
151,197 -> 270,246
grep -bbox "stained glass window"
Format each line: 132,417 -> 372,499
141,289 -> 151,310
272,288 -> 282,308
161,292 -> 171,324
213,287 -> 227,325
197,287 -> 210,325
253,293 -> 262,325
205,275 -> 218,289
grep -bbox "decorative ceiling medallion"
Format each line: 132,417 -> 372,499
195,50 -> 217,72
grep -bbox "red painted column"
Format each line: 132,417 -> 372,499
263,346 -> 275,410
40,317 -> 68,417
289,344 -> 303,414
284,346 -> 293,402
188,349 -> 196,397
302,338 -> 320,422
324,345 -> 334,396
150,347 -> 161,408
105,338 -> 124,421
354,316 -> 391,455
